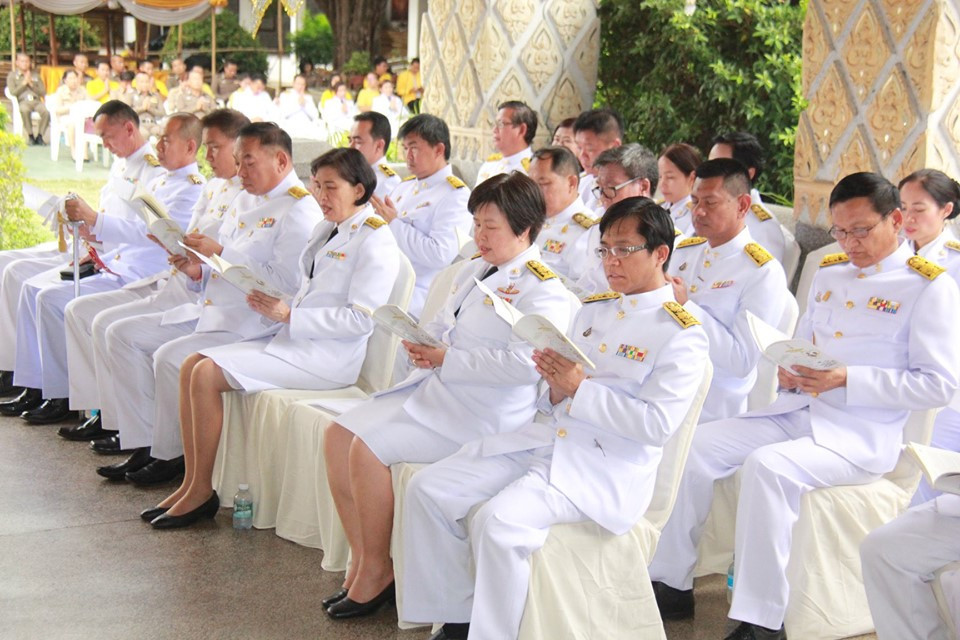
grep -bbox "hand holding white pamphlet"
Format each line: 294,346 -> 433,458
180,242 -> 285,298
130,187 -> 187,256
745,310 -> 842,375
360,304 -> 445,349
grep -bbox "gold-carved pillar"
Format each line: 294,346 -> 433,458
419,0 -> 599,176
794,0 -> 960,226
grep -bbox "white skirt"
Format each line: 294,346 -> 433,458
201,338 -> 341,393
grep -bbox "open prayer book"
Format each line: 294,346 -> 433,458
180,242 -> 285,298
358,304 -> 445,348
745,310 -> 842,375
129,187 -> 187,257
905,443 -> 960,496
475,278 -> 596,370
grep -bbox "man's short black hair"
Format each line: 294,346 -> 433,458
250,72 -> 266,84
469,172 -> 546,242
599,196 -> 676,272
398,114 -> 451,160
712,131 -> 765,181
201,108 -> 251,139
830,172 -> 900,218
695,158 -> 751,197
498,100 -> 538,146
411,57 -> 420,64
531,146 -> 579,181
119,70 -> 135,83
238,122 -> 293,158
573,107 -> 624,140
354,111 -> 392,149
94,99 -> 140,128
310,148 -> 377,206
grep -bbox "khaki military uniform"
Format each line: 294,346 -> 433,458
166,86 -> 215,118
6,69 -> 49,141
132,90 -> 165,137
212,72 -> 240,102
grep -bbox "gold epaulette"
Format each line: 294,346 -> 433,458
287,186 -> 310,199
676,236 -> 707,249
364,216 -> 386,229
908,255 -> 946,280
663,301 -> 701,329
447,176 -> 466,189
379,164 -> 396,177
486,152 -> 503,161
744,242 -> 773,267
655,197 -> 665,205
144,153 -> 160,167
582,291 -> 621,303
188,174 -> 203,185
819,252 -> 850,268
946,240 -> 960,253
471,251 -> 483,260
674,228 -> 683,237
573,213 -> 597,229
521,157 -> 531,172
750,203 -> 772,221
526,260 -> 557,281
402,174 -> 417,182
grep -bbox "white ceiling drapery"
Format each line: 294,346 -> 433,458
16,0 -> 214,26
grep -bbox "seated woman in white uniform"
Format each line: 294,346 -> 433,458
899,168 -> 960,505
143,148 -> 402,529
321,172 -> 574,620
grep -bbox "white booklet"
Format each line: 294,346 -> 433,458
475,278 -> 596,369
745,310 -> 842,375
905,442 -> 960,496
130,187 -> 187,256
359,304 -> 445,348
180,242 -> 285,298
23,183 -> 62,230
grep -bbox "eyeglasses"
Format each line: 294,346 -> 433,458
493,120 -> 518,130
828,220 -> 882,241
591,176 -> 641,201
595,244 -> 648,260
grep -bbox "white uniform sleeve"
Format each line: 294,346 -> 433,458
388,188 -> 470,268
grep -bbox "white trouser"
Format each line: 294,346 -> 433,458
0,253 -> 64,369
647,409 -> 878,631
104,312 -> 198,448
65,286 -> 156,410
912,408 -> 960,506
861,498 -> 960,640
150,330 -> 239,460
13,268 -> 120,396
402,442 -> 584,640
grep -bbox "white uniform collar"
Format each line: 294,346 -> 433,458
618,283 -> 675,314
706,226 -> 753,256
415,164 -> 453,189
502,147 -> 533,163
913,229 -> 950,258
257,171 -> 301,202
547,198 -> 588,225
750,188 -> 762,205
853,240 -> 914,277
164,161 -> 199,180
478,243 -> 543,274
370,155 -> 388,169
334,204 -> 374,236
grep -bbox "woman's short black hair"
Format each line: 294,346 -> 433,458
310,148 -> 377,206
599,196 -> 676,272
830,172 -> 900,217
899,169 -> 960,220
468,172 -> 546,242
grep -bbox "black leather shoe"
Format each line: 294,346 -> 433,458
126,456 -> 185,485
652,580 -> 695,620
58,413 -> 112,441
90,435 -> 129,455
0,387 -> 42,416
20,398 -> 78,424
428,623 -> 470,640
0,370 -> 23,397
150,492 -> 219,529
96,447 -> 153,480
326,582 -> 396,619
140,505 -> 170,522
321,588 -> 349,608
724,621 -> 787,640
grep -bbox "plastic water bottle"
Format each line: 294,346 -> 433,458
726,557 -> 735,604
233,483 -> 253,530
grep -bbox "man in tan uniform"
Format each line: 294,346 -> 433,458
7,53 -> 49,145
132,72 -> 165,138
166,69 -> 215,118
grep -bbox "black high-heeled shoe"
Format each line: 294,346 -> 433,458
140,505 -> 169,522
321,588 -> 349,608
150,492 -> 219,530
325,581 -> 396,619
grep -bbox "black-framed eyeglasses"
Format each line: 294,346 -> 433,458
591,176 -> 641,201
595,244 -> 648,260
828,220 -> 882,241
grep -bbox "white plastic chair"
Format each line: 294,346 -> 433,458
747,295 -> 800,411
933,562 -> 960,640
5,86 -> 40,138
71,100 -> 109,172
795,241 -> 840,317
47,94 -> 65,161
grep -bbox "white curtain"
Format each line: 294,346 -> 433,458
24,0 -> 103,14
22,0 -> 212,26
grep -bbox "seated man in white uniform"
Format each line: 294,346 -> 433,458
649,172 -> 960,640
2,105 -> 203,425
368,113 -> 472,317
401,197 -> 709,640
59,109 -> 249,445
572,107 -> 623,213
348,112 -> 402,199
0,103 -> 165,404
276,73 -> 323,140
861,494 -> 960,640
321,172 -> 573,622
474,100 -> 536,186
709,131 -> 794,265
665,158 -> 788,424
96,122 -> 322,485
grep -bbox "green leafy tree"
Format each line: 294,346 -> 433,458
291,12 -> 334,66
160,10 -> 268,75
597,0 -> 806,204
0,111 -> 52,250
0,7 -> 100,54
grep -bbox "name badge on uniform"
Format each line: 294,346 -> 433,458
543,239 -> 566,254
258,217 -> 276,228
616,344 -> 647,362
867,297 -> 900,314
711,280 -> 734,289
326,250 -> 347,261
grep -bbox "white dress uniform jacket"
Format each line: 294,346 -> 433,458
370,156 -> 401,200
578,172 -> 601,213
664,195 -> 694,237
536,199 -> 595,281
744,189 -> 791,264
667,227 -> 788,423
386,165 -> 471,316
474,147 -> 533,187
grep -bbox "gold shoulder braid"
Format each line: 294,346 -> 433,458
744,242 -> 773,267
526,260 -> 557,281
819,253 -> 850,268
144,153 -> 160,167
908,255 -> 946,280
946,240 -> 960,253
287,186 -> 310,199
676,236 -> 707,249
486,152 -> 503,161
379,164 -> 396,177
363,217 -> 386,229
582,291 -> 621,303
447,175 -> 466,189
663,301 -> 701,329
572,213 -> 597,229
750,203 -> 772,221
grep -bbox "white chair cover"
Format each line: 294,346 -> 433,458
747,294 -> 800,411
795,241 -> 840,317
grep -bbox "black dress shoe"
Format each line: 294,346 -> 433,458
90,435 -> 129,455
20,398 -> 78,424
326,581 -> 396,619
321,588 -> 349,608
724,621 -> 787,640
0,370 -> 23,397
58,413 -> 112,441
126,456 -> 185,485
96,447 -> 153,480
140,505 -> 170,522
428,623 -> 470,640
652,580 -> 695,620
150,492 -> 219,529
0,388 -> 42,416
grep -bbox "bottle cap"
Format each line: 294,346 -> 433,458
238,483 -> 249,491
